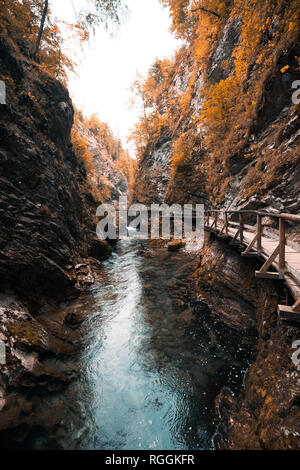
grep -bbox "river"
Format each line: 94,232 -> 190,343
26,239 -> 251,450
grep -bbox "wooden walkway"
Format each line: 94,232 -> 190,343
205,210 -> 300,324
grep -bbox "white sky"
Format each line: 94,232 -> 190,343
51,0 -> 181,155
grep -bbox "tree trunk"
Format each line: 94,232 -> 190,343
33,0 -> 49,59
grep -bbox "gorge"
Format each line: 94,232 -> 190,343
0,0 -> 300,452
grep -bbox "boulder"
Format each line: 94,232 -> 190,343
88,238 -> 112,260
167,240 -> 186,252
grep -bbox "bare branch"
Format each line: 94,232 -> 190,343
191,6 -> 221,19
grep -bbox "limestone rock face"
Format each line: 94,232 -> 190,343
0,34 -> 122,297
74,120 -> 128,202
208,17 -> 241,83
132,15 -> 300,220
194,237 -> 300,450
0,35 -> 82,296
132,135 -> 172,205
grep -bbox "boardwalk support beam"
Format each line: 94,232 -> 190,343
279,218 -> 286,278
255,244 -> 280,279
242,233 -> 258,256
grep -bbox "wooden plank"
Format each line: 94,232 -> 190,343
242,233 -> 258,255
280,213 -> 300,223
210,216 -> 217,230
292,299 -> 300,313
231,226 -> 241,244
242,252 -> 260,257
257,215 -> 262,252
219,220 -> 227,237
278,305 -> 300,322
257,244 -> 280,274
255,271 -> 280,280
239,213 -> 244,244
279,218 -> 286,271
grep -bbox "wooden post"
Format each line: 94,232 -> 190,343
239,213 -> 244,244
257,214 -> 262,252
279,218 -> 285,275
225,212 -> 228,235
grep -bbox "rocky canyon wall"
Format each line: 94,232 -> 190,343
0,33 -> 128,300
132,9 -> 300,215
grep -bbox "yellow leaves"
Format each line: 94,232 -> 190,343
160,0 -> 193,39
180,84 -> 193,113
28,91 -> 38,102
200,75 -> 241,144
256,53 -> 265,65
280,65 -> 290,73
288,21 -> 297,31
50,25 -> 60,35
0,0 -> 85,84
171,130 -> 193,170
132,0 -> 300,201
245,101 -> 257,116
71,128 -> 94,175
160,0 -> 229,40
63,21 -> 90,43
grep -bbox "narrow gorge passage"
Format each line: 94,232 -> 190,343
26,239 -> 251,450
0,0 -> 299,454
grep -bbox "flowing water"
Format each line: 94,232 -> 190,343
27,239 -> 251,450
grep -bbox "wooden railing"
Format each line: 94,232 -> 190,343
205,209 -> 300,322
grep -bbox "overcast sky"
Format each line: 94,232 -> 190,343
51,0 -> 181,155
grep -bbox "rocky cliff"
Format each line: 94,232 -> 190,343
74,120 -> 128,203
0,32 -> 128,445
132,8 -> 300,214
0,33 -> 127,300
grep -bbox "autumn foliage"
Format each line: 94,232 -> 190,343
0,0 -> 127,83
0,0 -> 84,82
130,0 -> 299,203
78,112 -> 136,183
72,110 -> 135,203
